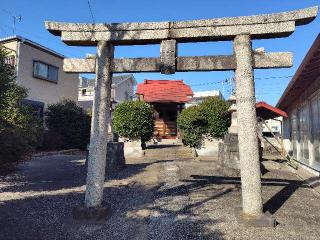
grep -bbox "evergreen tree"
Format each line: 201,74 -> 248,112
0,47 -> 43,169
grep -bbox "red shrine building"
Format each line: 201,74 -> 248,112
136,80 -> 193,139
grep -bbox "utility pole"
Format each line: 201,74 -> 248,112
12,15 -> 22,35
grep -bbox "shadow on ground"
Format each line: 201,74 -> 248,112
0,154 -> 225,240
0,156 -> 172,193
2,153 -> 320,239
185,175 -> 314,215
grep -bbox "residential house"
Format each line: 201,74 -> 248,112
185,90 -> 223,108
136,80 -> 193,139
277,34 -> 320,174
261,117 -> 283,136
0,35 -> 79,117
78,74 -> 137,111
255,101 -> 287,136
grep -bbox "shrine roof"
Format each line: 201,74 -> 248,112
136,80 -> 193,103
256,101 -> 288,120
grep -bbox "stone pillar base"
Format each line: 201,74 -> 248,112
218,133 -> 264,175
85,142 -> 125,176
235,208 -> 276,227
72,206 -> 110,222
218,133 -> 240,174
105,142 -> 125,176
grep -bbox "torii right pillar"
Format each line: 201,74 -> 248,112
234,34 -> 264,220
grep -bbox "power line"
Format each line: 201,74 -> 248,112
187,75 -> 293,88
255,75 -> 293,80
87,0 -> 96,24
189,81 -> 224,87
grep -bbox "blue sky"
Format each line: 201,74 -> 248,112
1,0 -> 319,105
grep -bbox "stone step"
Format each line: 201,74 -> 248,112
145,152 -> 194,157
145,149 -> 193,155
145,148 -> 192,153
144,145 -> 194,159
147,138 -> 182,145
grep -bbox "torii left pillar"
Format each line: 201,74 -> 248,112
234,34 -> 262,216
73,41 -> 114,220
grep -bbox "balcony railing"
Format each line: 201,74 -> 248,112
4,55 -> 15,67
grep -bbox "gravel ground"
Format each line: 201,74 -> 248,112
0,151 -> 320,240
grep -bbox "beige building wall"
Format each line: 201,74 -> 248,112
1,39 -> 78,108
17,42 -> 78,108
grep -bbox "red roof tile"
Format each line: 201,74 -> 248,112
136,80 -> 193,103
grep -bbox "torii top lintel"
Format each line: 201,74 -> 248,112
45,6 -> 318,46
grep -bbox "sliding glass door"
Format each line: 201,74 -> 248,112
300,105 -> 310,163
290,112 -> 298,159
311,94 -> 320,167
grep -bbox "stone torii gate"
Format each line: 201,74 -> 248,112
46,6 -> 317,224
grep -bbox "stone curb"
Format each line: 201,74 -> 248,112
33,149 -> 85,157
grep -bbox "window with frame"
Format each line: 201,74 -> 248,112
33,61 -> 59,83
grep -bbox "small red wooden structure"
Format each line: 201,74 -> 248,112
136,80 -> 193,138
256,101 -> 288,120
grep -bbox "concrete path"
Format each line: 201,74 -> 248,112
0,151 -> 320,240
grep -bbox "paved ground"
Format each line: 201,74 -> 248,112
0,148 -> 320,240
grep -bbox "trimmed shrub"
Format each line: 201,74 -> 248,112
45,100 -> 91,150
112,101 -> 154,147
177,106 -> 207,148
199,97 -> 230,138
177,97 -> 230,148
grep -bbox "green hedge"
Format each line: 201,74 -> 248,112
0,123 -> 31,170
177,97 -> 230,148
45,100 -> 91,150
112,101 -> 154,147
